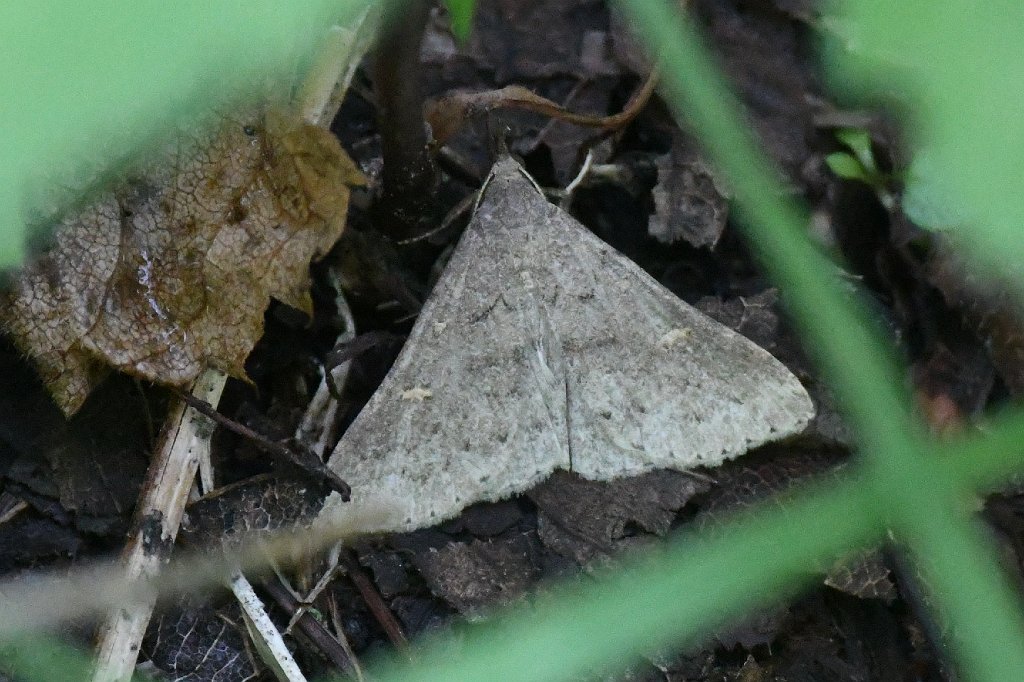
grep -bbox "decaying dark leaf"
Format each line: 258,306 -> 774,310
41,376 -> 155,535
0,513 -> 81,572
412,534 -> 540,615
143,600 -> 256,682
649,133 -> 729,248
2,108 -> 365,416
181,474 -> 328,551
528,469 -> 708,567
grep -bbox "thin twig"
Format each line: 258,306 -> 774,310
0,497 -> 28,526
426,67 -> 660,148
340,549 -> 410,654
231,571 -> 307,682
560,148 -> 596,209
262,576 -> 362,677
295,274 -> 358,457
171,389 -> 351,501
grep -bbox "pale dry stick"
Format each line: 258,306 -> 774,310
0,495 -> 29,526
231,571 -> 307,682
280,541 -> 344,634
91,11 -> 379,680
198,308 -> 354,679
558,148 -> 596,209
294,267 -> 358,459
92,369 -> 227,681
273,273 -> 357,655
261,573 -> 363,678
197,17 -> 376,681
282,550 -> 343,635
222,274 -> 365,679
297,6 -> 379,129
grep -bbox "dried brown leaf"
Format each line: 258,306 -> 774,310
529,469 -> 708,567
3,108 -> 365,415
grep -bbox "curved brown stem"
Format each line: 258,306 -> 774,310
426,68 -> 661,148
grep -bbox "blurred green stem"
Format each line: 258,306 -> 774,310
615,1 -> 1024,678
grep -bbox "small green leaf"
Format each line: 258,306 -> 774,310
835,128 -> 878,174
443,0 -> 477,42
826,152 -> 870,182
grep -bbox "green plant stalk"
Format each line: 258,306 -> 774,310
440,0 -> 476,41
616,0 -> 1024,677
893,487 -> 1024,677
940,407 -> 1024,492
368,475 -> 880,682
826,0 -> 1024,296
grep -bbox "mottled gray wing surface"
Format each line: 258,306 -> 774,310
488,173 -> 814,479
326,161 -> 570,530
325,157 -> 813,532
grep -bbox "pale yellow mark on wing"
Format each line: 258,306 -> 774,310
657,328 -> 692,350
400,387 -> 433,402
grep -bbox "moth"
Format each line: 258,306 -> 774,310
324,157 -> 814,532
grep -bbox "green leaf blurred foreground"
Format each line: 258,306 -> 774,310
825,0 -> 1024,290
0,0 -> 369,268
5,1 -> 1024,680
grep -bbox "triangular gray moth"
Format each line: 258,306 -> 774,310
323,157 -> 813,532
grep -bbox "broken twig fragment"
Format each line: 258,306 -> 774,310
323,157 -> 814,533
91,370 -> 226,681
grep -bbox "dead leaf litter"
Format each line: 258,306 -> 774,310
3,108 -> 365,415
